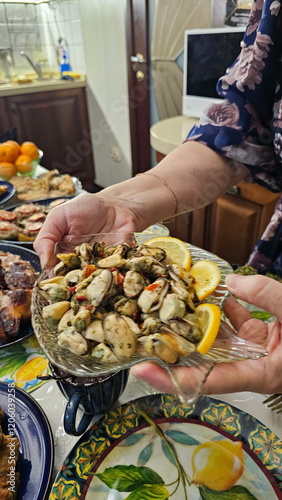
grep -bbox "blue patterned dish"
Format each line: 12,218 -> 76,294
49,393 -> 282,499
0,180 -> 16,205
0,381 -> 54,500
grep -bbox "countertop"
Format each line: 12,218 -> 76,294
0,77 -> 86,97
150,115 -> 199,156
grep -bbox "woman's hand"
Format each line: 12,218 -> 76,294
131,274 -> 282,396
33,192 -> 141,267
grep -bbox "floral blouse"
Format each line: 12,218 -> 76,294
187,0 -> 282,277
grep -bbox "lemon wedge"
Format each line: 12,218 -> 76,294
145,236 -> 191,270
195,303 -> 221,354
190,259 -> 221,300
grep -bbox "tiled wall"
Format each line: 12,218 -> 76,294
0,0 -> 86,76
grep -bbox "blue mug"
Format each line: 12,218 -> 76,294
48,364 -> 129,436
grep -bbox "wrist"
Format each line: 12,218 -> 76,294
102,175 -> 177,229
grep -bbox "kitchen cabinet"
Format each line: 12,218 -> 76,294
0,97 -> 12,137
155,150 -> 281,267
0,86 -> 95,192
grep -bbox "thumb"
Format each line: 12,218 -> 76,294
226,274 -> 282,321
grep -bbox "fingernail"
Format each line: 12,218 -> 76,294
225,273 -> 240,291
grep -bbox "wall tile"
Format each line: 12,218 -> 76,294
68,0 -> 81,21
0,25 -> 10,48
0,4 -> 5,23
71,20 -> 83,45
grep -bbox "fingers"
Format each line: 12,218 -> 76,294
223,295 -> 252,331
33,209 -> 68,267
226,274 -> 282,321
131,358 -> 265,396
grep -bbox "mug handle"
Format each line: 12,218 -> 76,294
64,392 -> 93,436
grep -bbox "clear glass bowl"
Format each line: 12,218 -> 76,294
17,149 -> 43,177
31,233 -> 268,401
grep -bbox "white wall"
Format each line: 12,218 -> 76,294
79,0 -> 132,187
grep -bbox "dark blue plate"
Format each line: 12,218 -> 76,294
0,180 -> 16,205
0,243 -> 41,348
0,196 -> 74,245
0,381 -> 54,500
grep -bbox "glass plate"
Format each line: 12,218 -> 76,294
49,393 -> 282,500
31,233 -> 268,400
0,243 -> 41,348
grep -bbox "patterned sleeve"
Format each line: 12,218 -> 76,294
187,0 -> 282,192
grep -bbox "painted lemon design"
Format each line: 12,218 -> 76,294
15,356 -> 48,383
145,236 -> 191,270
192,440 -> 245,491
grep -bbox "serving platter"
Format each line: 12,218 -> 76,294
49,393 -> 282,500
31,237 -> 268,400
0,243 -> 41,348
0,180 -> 16,205
0,197 -> 75,245
0,381 -> 54,500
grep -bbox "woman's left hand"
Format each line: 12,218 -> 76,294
131,274 -> 282,395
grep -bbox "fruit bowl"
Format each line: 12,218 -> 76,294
16,149 -> 43,177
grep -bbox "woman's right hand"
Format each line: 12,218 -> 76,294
33,192 -> 141,267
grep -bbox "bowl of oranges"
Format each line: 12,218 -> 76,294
0,140 -> 43,180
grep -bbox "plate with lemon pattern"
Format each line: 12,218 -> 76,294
49,393 -> 282,500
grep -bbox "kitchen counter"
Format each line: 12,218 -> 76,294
0,77 -> 86,97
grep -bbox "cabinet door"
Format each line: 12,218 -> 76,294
6,88 -> 95,192
205,194 -> 261,266
0,97 -> 13,138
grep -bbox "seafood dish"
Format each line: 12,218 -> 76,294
0,250 -> 38,344
35,240 -> 218,366
0,406 -> 20,499
9,169 -> 76,201
0,199 -> 70,242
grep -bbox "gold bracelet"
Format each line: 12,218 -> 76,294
136,171 -> 178,223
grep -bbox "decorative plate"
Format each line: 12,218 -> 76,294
0,381 -> 54,500
0,180 -> 16,205
0,243 -> 41,348
49,393 -> 282,500
31,235 -> 267,400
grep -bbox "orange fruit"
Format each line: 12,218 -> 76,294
0,162 -> 17,180
15,154 -> 33,173
0,142 -> 19,163
20,141 -> 39,160
6,140 -> 21,155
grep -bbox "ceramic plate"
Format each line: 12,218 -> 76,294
49,393 -> 282,499
32,239 -> 267,390
0,197 -> 75,245
0,243 -> 41,348
0,180 -> 16,205
0,381 -> 54,499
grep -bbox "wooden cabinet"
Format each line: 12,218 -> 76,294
1,87 -> 96,192
155,151 -> 281,266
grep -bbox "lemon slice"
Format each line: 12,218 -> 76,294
145,236 -> 191,270
190,259 -> 221,300
195,303 -> 221,354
